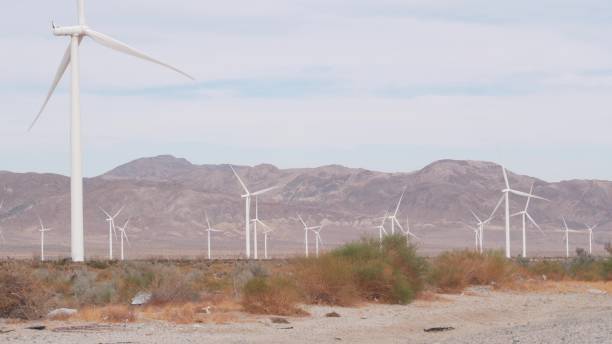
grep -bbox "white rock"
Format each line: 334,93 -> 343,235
47,308 -> 77,319
131,292 -> 153,305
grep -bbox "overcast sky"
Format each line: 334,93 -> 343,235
1,0 -> 611,181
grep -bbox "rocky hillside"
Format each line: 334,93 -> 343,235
0,156 -> 610,258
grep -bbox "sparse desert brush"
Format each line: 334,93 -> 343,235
429,250 -> 515,293
149,266 -> 202,304
527,260 -> 567,281
241,276 -> 306,316
0,263 -> 49,320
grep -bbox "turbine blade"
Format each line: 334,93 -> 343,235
297,214 -> 307,228
509,189 -> 548,201
123,230 -> 131,246
100,207 -> 112,219
205,211 -> 212,230
29,41 -> 76,131
526,213 -> 544,234
230,166 -> 249,194
510,211 -> 523,217
252,185 -> 280,196
524,184 -> 534,210
394,218 -> 405,233
112,205 -> 125,219
502,166 -> 510,189
85,29 -> 194,80
394,188 -> 406,216
470,209 -> 482,223
489,194 -> 505,220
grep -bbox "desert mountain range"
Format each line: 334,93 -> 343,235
0,155 -> 611,258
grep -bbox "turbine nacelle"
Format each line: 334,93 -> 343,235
52,24 -> 88,36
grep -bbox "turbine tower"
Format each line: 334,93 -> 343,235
38,217 -> 52,261
510,184 -> 544,258
373,212 -> 389,248
561,217 -> 583,258
399,215 -> 418,245
231,166 -> 278,259
30,0 -> 193,262
204,213 -> 222,260
262,227 -> 273,259
116,219 -> 131,261
101,206 -> 124,260
251,197 -> 273,260
584,224 -> 598,255
496,166 -> 547,258
311,225 -> 324,258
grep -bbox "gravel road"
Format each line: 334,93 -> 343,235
1,286 -> 611,344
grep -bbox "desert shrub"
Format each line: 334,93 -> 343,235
568,250 -> 600,281
0,264 -> 49,319
241,276 -> 305,315
600,258 -> 612,281
114,263 -> 156,302
527,260 -> 567,281
149,266 -> 201,304
429,250 -> 515,293
232,262 -> 268,297
295,235 -> 425,305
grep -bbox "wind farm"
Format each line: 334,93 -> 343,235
1,1 -> 612,343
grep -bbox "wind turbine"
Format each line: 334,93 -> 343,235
250,197 -> 273,260
584,224 -> 598,255
510,184 -> 544,258
399,215 -> 418,245
38,217 -> 52,261
262,227 -> 273,259
30,0 -> 193,262
197,212 -> 222,260
496,166 -> 548,258
116,219 -> 131,261
231,166 -> 279,259
469,210 -> 494,253
100,206 -> 124,260
311,225 -> 324,258
373,212 -> 389,248
561,217 -> 584,258
388,188 -> 407,235
465,224 -> 480,251
298,215 -> 321,258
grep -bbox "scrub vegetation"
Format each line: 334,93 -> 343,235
1,235 -> 611,320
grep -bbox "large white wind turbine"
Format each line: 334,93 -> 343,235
298,215 -> 321,258
101,206 -> 124,260
30,0 -> 193,262
116,219 -> 131,261
496,166 -> 548,258
510,184 -> 545,258
584,224 -> 598,255
388,189 -> 407,235
231,166 -> 279,259
38,217 -> 52,261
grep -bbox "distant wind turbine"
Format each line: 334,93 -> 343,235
469,209 -> 494,253
101,206 -> 124,260
311,225 -> 324,258
495,166 -> 548,258
262,227 -> 273,259
38,217 -> 52,261
30,0 -> 193,262
399,215 -> 418,245
116,219 -> 131,261
561,217 -> 584,258
194,212 -> 223,260
510,184 -> 545,258
373,212 -> 389,248
231,166 -> 279,259
298,215 -> 321,258
584,224 -> 598,255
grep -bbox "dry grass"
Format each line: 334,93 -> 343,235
428,250 -> 517,293
76,305 -> 135,323
241,276 -> 307,316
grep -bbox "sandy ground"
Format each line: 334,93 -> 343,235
2,283 -> 611,344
